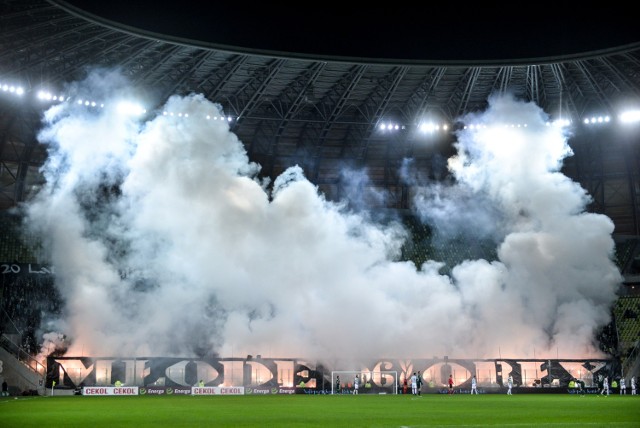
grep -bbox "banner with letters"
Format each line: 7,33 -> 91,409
192,386 -> 244,395
82,386 -> 139,395
138,386 -> 192,395
49,355 -> 615,393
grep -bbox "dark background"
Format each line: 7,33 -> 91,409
62,1 -> 640,61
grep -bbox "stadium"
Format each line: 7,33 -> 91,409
1,0 -> 640,401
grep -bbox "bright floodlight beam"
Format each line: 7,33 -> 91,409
116,101 -> 146,117
620,110 -> 640,124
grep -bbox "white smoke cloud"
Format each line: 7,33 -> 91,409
25,73 -> 622,363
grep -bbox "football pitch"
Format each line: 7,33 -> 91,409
1,393 -> 639,427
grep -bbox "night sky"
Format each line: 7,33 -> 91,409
62,2 -> 639,61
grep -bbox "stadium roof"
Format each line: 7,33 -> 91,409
1,0 -> 640,235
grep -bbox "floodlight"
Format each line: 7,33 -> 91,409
116,101 -> 146,116
620,109 -> 640,124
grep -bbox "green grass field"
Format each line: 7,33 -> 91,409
1,393 -> 639,427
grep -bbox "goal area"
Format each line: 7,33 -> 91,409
331,370 -> 398,394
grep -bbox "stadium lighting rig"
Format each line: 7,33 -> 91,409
33,87 -> 236,122
33,86 -> 237,123
378,109 -> 640,137
36,90 -> 66,103
418,122 -> 450,134
378,122 -> 406,131
462,120 -> 568,130
161,110 -> 235,123
1,83 -> 25,96
2,80 -> 640,131
583,115 -> 611,125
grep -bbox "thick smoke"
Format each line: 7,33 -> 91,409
25,72 -> 621,362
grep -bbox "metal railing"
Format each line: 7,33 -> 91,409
0,333 -> 46,376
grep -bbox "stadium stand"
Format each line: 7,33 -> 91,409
399,214 -> 497,275
614,297 -> 640,353
0,213 -> 43,263
614,237 -> 640,277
